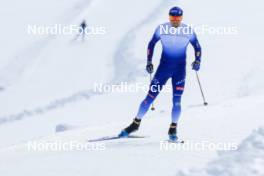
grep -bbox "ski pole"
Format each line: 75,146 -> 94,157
195,71 -> 208,106
149,73 -> 155,111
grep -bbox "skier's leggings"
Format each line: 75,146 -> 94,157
136,62 -> 186,123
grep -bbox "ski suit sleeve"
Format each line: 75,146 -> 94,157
189,31 -> 202,62
147,26 -> 161,63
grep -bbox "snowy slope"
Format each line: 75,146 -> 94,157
177,127 -> 264,176
0,0 -> 264,175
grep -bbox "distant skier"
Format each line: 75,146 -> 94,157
72,20 -> 87,42
79,20 -> 87,42
119,7 -> 202,141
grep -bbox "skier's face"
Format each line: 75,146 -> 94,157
169,15 -> 183,27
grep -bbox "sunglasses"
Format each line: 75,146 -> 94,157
169,15 -> 183,21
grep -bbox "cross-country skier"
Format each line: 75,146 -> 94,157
79,20 -> 87,42
118,7 -> 202,141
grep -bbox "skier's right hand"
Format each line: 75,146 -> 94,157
192,60 -> 200,71
146,62 -> 154,74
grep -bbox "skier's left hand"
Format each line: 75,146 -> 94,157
192,60 -> 200,71
146,62 -> 154,74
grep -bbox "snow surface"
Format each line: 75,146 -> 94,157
177,127 -> 264,176
0,0 -> 264,175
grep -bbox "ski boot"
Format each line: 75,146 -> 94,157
118,118 -> 141,137
168,122 -> 178,142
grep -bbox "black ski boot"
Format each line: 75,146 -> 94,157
118,118 -> 141,137
168,122 -> 178,141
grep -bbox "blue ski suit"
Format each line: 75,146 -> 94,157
136,22 -> 201,123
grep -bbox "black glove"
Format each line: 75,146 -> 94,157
146,62 -> 154,74
192,60 -> 200,71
